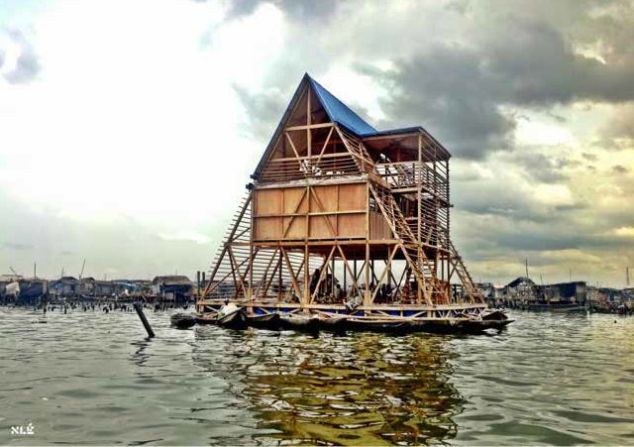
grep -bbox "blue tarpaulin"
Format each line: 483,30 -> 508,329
308,76 -> 377,136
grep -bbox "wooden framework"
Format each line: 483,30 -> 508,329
198,75 -> 486,319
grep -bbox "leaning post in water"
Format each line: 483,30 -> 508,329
133,303 -> 155,338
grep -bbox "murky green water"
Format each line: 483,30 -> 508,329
1,308 -> 633,445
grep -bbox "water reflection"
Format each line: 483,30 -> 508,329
130,339 -> 152,367
193,328 -> 464,445
2,309 -> 634,445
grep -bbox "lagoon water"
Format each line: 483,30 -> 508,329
1,308 -> 633,445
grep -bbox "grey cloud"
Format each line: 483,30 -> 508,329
228,0 -> 634,161
372,50 -> 516,159
367,8 -> 634,158
2,29 -> 40,84
612,165 -> 628,174
224,0 -> 341,22
603,103 -> 634,141
453,203 -> 634,271
582,152 -> 598,161
2,242 -> 33,250
489,228 -> 634,253
494,232 -> 582,252
233,84 -> 287,140
509,151 -> 577,184
452,175 -> 584,225
483,20 -> 634,105
0,190 -> 211,279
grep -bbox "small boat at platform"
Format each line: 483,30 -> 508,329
217,303 -> 248,329
194,306 -> 512,334
245,312 -> 281,329
279,313 -> 320,332
316,314 -> 348,332
170,313 -> 197,329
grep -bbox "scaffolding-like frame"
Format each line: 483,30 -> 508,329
197,75 -> 485,320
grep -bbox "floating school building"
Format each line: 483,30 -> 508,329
197,74 -> 487,324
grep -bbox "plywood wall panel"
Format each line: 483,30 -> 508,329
255,189 -> 281,215
339,184 -> 366,210
311,185 -> 338,212
370,212 -> 392,240
283,216 -> 306,239
283,188 -> 307,214
253,182 -> 370,241
338,214 -> 365,238
254,217 -> 282,240
310,216 -> 336,239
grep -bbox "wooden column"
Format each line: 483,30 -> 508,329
278,248 -> 282,302
364,242 -> 370,306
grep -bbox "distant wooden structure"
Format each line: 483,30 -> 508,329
197,74 -> 485,320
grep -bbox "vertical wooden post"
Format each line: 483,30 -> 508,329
364,243 -> 370,306
303,245 -> 310,311
343,248 -> 347,296
386,250 -> 392,301
417,134 -> 423,305
331,253 -> 336,300
353,259 -> 357,287
278,247 -> 283,302
417,134 -> 422,245
248,190 -> 255,305
134,303 -> 155,338
303,183 -> 311,311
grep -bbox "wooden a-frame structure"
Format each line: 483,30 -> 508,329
197,74 -> 485,319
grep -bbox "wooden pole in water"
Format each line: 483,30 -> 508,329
133,303 -> 155,338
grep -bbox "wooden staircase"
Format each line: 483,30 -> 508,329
370,182 -> 483,305
447,239 -> 484,303
369,183 -> 438,305
337,126 -> 376,174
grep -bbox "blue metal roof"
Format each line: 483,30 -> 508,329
307,76 -> 377,136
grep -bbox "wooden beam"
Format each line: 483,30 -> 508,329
285,132 -> 302,162
336,244 -> 362,297
314,126 -> 335,166
285,122 -> 334,131
202,194 -> 252,297
281,188 -> 308,239
309,246 -> 336,303
370,245 -> 399,303
282,248 -> 303,301
309,186 -> 338,238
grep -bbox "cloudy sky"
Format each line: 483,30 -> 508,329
1,0 -> 633,286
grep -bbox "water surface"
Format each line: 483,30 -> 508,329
1,308 -> 633,445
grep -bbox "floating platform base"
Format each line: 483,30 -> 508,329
195,301 -> 512,334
